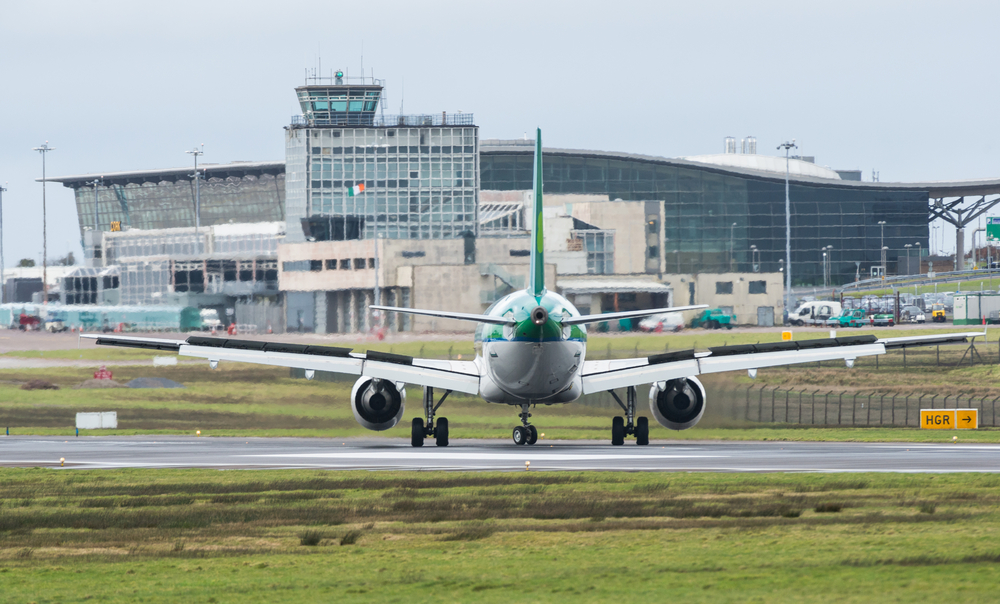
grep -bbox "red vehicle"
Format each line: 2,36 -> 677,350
18,313 -> 41,331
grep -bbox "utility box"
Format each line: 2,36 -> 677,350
953,293 -> 1000,325
76,412 -> 117,429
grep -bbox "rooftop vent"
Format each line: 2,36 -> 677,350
724,136 -> 737,154
741,136 -> 756,154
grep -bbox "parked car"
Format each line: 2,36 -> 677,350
638,312 -> 684,333
900,305 -> 925,323
827,308 -> 869,328
872,313 -> 895,327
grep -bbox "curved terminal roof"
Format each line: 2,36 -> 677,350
42,161 -> 285,188
481,144 -> 1000,197
680,153 -> 842,180
41,148 -> 1000,199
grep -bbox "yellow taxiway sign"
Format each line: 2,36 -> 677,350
920,409 -> 978,430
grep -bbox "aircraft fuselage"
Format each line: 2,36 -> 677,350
475,289 -> 587,405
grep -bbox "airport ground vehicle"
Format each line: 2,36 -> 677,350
44,312 -> 68,333
931,303 -> 947,322
637,312 -> 684,332
690,308 -> 735,330
788,300 -> 841,326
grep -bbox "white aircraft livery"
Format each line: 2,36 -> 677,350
85,129 -> 983,446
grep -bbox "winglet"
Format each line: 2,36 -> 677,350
529,127 -> 545,297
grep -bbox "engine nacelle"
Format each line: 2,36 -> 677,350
649,377 -> 706,430
351,378 -> 406,431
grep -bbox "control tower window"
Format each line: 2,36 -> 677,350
349,101 -> 363,111
331,101 -> 346,112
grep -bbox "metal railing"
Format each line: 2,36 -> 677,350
290,113 -> 475,127
841,267 -> 1000,292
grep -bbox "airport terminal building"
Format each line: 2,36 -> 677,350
43,71 -> 1000,332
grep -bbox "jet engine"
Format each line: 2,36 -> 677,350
351,378 -> 406,431
649,377 -> 706,430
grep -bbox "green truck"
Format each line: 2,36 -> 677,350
691,308 -> 735,330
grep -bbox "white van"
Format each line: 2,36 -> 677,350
788,300 -> 842,326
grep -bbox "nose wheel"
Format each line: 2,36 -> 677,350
512,404 -> 539,445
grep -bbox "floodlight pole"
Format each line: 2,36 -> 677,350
0,183 -> 5,303
186,145 -> 204,229
33,142 -> 54,304
777,141 -> 797,319
878,220 -> 887,278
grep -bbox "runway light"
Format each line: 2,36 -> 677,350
196,430 -> 201,436
60,457 -> 65,467
953,436 -> 958,443
540,433 -> 545,439
525,461 -> 530,471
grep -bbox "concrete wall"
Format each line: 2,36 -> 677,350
410,262 -> 557,332
657,272 -> 785,325
571,201 -> 648,275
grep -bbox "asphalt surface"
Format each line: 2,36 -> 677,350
2,436 -> 999,472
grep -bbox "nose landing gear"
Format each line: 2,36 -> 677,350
608,386 -> 649,445
411,386 -> 451,447
512,403 -> 538,445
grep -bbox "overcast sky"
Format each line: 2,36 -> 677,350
1,0 -> 997,264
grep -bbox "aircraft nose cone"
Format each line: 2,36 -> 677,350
531,306 -> 549,326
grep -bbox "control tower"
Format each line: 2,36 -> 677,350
294,70 -> 383,126
284,67 -> 478,245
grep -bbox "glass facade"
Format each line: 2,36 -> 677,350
286,126 -> 479,242
481,151 -> 929,285
73,174 -> 285,234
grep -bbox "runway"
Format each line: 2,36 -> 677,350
1,436 -> 999,472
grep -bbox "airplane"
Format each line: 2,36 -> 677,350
84,129 -> 984,446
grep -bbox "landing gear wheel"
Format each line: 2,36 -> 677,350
512,425 -> 527,445
612,416 -> 625,446
526,425 -> 538,445
435,417 -> 449,447
411,418 -> 425,447
635,416 -> 649,446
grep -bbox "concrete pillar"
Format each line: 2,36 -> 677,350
957,227 -> 965,271
314,291 -> 327,334
347,290 -> 356,333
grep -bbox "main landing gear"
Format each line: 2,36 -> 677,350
512,403 -> 538,445
412,386 -> 450,447
608,385 -> 649,446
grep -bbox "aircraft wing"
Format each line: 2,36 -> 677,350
580,332 -> 984,394
83,335 -> 482,394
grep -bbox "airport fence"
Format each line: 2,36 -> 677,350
740,386 -> 1000,428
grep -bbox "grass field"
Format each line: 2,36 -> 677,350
2,469 -> 1000,602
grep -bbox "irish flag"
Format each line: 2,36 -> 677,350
347,183 -> 365,197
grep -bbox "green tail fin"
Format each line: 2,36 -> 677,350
529,128 -> 545,296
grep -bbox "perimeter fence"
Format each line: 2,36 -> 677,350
739,386 -> 1000,428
